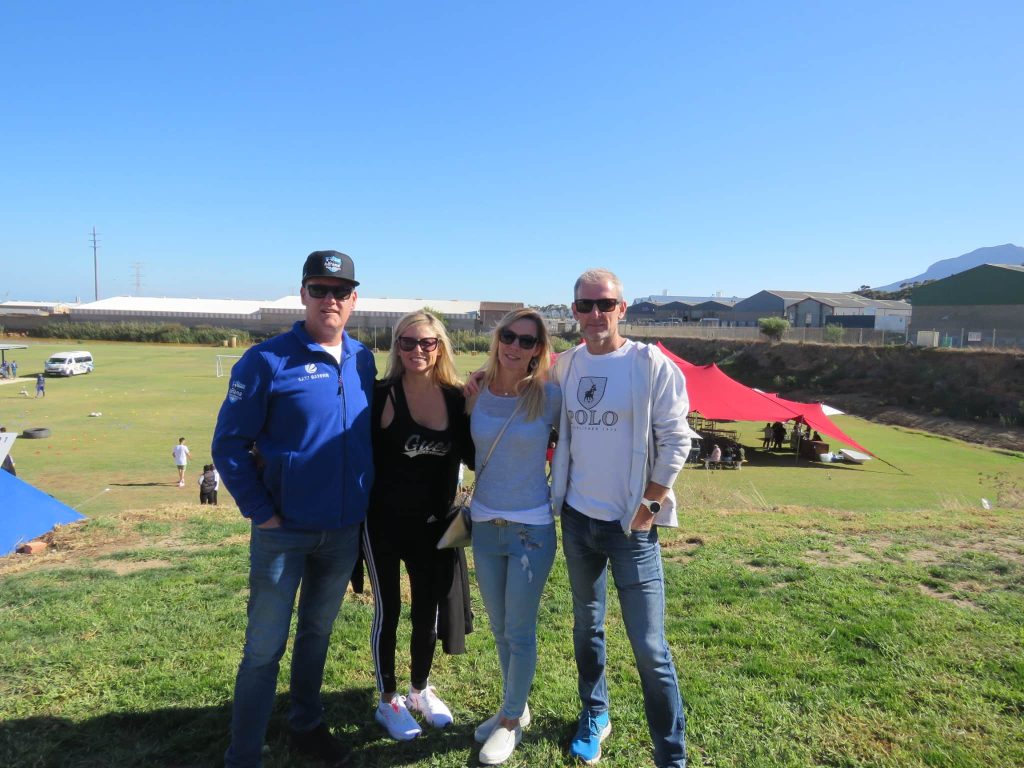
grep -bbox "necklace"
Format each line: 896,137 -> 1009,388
491,381 -> 520,397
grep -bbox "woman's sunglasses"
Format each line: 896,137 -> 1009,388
498,329 -> 539,350
397,336 -> 440,352
573,298 -> 620,313
305,283 -> 354,300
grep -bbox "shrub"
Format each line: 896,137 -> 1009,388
28,321 -> 251,345
758,316 -> 790,342
823,324 -> 845,344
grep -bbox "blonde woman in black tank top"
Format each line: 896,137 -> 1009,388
362,311 -> 473,742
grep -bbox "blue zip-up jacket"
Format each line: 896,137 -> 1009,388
211,321 -> 376,529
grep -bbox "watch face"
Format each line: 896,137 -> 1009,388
647,501 -> 661,513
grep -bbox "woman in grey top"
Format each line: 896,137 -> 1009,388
468,308 -> 561,765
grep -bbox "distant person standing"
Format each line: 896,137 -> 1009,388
761,422 -> 772,449
35,374 -> 45,398
172,437 -> 191,487
199,463 -> 220,504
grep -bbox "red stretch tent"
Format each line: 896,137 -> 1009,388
656,343 -> 872,454
657,346 -> 800,422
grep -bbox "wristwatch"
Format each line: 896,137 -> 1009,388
641,497 -> 662,515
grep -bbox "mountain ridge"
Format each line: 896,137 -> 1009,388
873,244 -> 1024,291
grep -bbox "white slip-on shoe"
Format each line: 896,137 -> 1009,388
474,702 -> 531,744
374,695 -> 422,741
407,685 -> 454,728
479,724 -> 522,765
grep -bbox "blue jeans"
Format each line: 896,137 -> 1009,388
561,504 -> 687,768
472,519 -> 556,721
224,523 -> 360,768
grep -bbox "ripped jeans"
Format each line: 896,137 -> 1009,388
471,519 -> 556,720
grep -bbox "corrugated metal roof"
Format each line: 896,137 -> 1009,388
76,296 -> 267,314
634,295 -> 739,305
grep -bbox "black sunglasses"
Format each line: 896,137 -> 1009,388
305,283 -> 354,300
397,336 -> 440,352
498,329 -> 539,349
574,298 -> 620,313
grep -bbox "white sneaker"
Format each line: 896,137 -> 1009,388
474,702 -> 531,744
479,724 -> 522,765
375,695 -> 421,741
407,685 -> 454,728
178,481 -> 185,487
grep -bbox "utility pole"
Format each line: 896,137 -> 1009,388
131,262 -> 143,295
90,227 -> 101,301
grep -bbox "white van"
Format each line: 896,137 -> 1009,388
44,351 -> 95,376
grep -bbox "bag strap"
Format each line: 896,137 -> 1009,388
474,397 -> 524,483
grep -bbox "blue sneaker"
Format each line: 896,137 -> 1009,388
570,710 -> 611,764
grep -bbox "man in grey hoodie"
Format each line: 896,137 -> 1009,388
550,268 -> 694,768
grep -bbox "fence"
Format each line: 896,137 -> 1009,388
621,323 -> 908,347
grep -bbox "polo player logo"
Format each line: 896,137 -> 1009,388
577,377 -> 607,409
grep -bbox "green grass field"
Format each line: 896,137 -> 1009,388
1,340 -> 1022,767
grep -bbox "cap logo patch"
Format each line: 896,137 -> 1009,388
323,255 -> 342,272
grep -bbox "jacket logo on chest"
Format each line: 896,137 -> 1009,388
305,363 -> 318,374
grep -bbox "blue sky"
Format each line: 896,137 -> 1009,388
3,1 -> 1021,306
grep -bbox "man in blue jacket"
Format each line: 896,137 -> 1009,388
213,250 -> 376,768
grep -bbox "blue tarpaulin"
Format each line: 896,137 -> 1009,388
0,470 -> 86,555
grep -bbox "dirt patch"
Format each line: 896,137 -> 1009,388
97,558 -> 175,575
808,534 -> 1024,569
960,535 -> 1024,564
802,544 -> 874,566
662,535 -> 705,558
904,549 -> 943,565
917,583 -> 981,611
0,506 -> 249,577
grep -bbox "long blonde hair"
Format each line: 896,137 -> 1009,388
475,308 -> 552,421
384,311 -> 462,388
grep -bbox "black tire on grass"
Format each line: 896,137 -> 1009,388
22,427 -> 51,439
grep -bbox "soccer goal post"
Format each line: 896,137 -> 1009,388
215,355 -> 243,378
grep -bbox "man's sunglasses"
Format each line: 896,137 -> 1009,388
574,298 -> 620,313
397,336 -> 440,352
498,329 -> 539,349
305,283 -> 354,300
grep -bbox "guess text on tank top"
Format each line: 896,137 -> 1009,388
402,433 -> 452,458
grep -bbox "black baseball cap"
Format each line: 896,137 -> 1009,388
302,250 -> 359,286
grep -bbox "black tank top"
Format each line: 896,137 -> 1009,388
369,380 -> 470,522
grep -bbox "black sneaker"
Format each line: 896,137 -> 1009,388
289,722 -> 352,766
